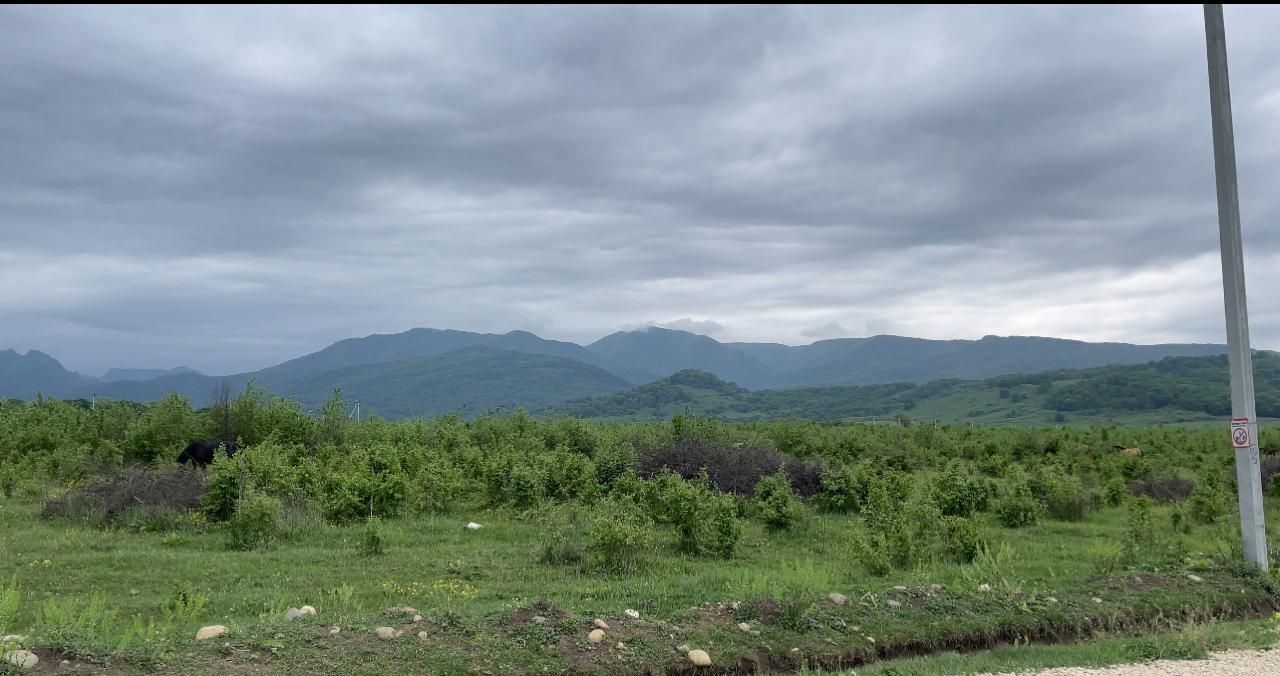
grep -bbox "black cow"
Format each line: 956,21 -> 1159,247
177,439 -> 239,467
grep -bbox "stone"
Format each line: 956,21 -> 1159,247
0,636 -> 25,646
3,650 -> 37,670
285,608 -> 304,621
677,644 -> 690,653
413,614 -> 422,623
1188,574 -> 1204,583
866,636 -> 877,644
978,584 -> 992,593
1046,597 -> 1059,604
466,522 -> 482,530
588,629 -> 606,644
418,631 -> 430,641
887,600 -> 901,610
892,586 -> 907,592
827,592 -> 848,606
385,606 -> 419,615
737,622 -> 751,632
688,649 -> 712,667
616,642 -> 625,650
375,627 -> 398,640
624,608 -> 640,620
532,615 -> 547,624
1092,597 -> 1103,604
928,584 -> 943,593
593,618 -> 610,630
196,625 -> 228,641
300,605 -> 316,616
328,626 -> 340,636
790,648 -> 800,653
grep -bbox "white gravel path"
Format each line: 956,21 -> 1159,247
979,649 -> 1280,675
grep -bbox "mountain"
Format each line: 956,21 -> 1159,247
273,346 -> 631,419
564,352 -> 1280,424
0,349 -> 91,399
100,366 -> 201,382
587,327 -> 773,387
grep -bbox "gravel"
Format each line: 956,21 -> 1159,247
980,649 -> 1280,676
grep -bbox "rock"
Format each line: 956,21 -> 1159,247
0,636 -> 25,646
532,615 -> 547,624
1046,597 -> 1059,604
1092,597 -> 1103,604
375,627 -> 398,640
687,649 -> 712,667
285,607 -> 303,621
928,584 -> 943,594
385,606 -> 418,615
466,522 -> 482,530
1188,574 -> 1204,583
196,625 -> 228,641
892,586 -> 907,592
624,609 -> 640,620
418,631 -> 430,641
677,643 -> 690,653
129,589 -> 139,596
827,592 -> 848,606
887,600 -> 901,610
300,605 -> 316,616
737,622 -> 751,632
866,636 -> 877,644
593,618 -> 610,630
616,642 -> 625,650
3,650 -> 37,670
978,584 -> 992,593
328,626 -> 340,636
588,629 -> 606,644
791,647 -> 800,653
412,614 -> 422,623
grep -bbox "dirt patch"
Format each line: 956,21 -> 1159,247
507,600 -> 572,627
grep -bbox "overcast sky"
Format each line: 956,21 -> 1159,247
2,5 -> 1279,376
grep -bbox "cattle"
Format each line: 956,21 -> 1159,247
177,439 -> 239,467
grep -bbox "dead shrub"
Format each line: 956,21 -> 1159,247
637,438 -> 823,497
1126,476 -> 1196,503
42,465 -> 206,527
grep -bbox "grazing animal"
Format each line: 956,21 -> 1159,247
177,439 -> 239,466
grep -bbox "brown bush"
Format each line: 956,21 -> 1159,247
1127,476 -> 1196,503
43,465 -> 206,525
637,438 -> 823,497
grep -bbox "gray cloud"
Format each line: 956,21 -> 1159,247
1,5 -> 1279,375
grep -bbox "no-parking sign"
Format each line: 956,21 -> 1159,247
1231,418 -> 1251,448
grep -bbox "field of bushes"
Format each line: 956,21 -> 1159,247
1,388 -> 1280,674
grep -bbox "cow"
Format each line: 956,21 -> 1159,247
177,439 -> 239,467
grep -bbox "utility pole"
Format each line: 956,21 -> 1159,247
1204,3 -> 1268,570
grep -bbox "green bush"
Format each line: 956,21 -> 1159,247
1188,483 -> 1229,525
645,472 -> 742,558
1123,496 -> 1158,561
361,516 -> 386,557
538,506 -> 586,566
994,471 -> 1042,529
931,462 -> 991,517
225,492 -> 282,551
1103,477 -> 1128,507
754,470 -> 804,530
1038,474 -> 1091,522
816,464 -> 860,513
588,497 -> 655,574
202,456 -> 244,522
941,516 -> 987,563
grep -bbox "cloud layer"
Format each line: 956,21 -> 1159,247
2,6 -> 1278,375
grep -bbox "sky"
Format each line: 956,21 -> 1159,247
2,5 -> 1279,377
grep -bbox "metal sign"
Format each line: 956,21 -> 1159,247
1231,417 -> 1250,448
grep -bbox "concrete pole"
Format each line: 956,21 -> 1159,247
1204,3 -> 1268,570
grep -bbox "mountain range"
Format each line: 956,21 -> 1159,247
0,327 -> 1231,419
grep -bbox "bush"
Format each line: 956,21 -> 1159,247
1128,476 -> 1196,503
225,492 -> 282,551
588,497 -> 655,574
361,516 -> 386,557
941,516 -> 987,563
1188,483 -> 1229,525
815,463 -> 860,513
1123,496 -> 1158,561
646,472 -> 742,558
637,438 -> 822,497
1103,477 -> 1128,507
42,465 -> 206,527
538,506 -> 586,566
931,462 -> 991,517
1038,474 -> 1091,522
994,472 -> 1042,529
202,457 -> 244,522
754,470 -> 804,530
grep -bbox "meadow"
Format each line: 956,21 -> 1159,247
1,389 -> 1279,674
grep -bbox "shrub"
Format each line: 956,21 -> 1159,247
538,506 -> 586,566
637,438 -> 822,497
1038,474 -> 1091,522
202,457 -> 245,522
1188,483 -> 1229,525
1127,476 -> 1196,503
754,470 -> 804,530
941,516 -> 987,563
42,465 -> 206,527
588,497 -> 655,574
225,492 -> 282,551
1103,477 -> 1128,507
815,463 -> 860,513
361,516 -> 386,557
1123,496 -> 1158,561
994,471 -> 1042,529
931,462 -> 991,517
646,472 -> 743,558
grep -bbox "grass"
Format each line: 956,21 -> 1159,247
2,493 -> 1279,674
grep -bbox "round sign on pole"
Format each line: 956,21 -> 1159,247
1231,418 -> 1251,449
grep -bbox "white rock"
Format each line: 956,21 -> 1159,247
866,636 -> 876,644
1092,597 -> 1103,604
466,522 -> 482,530
737,622 -> 751,632
928,584 -> 943,593
1188,574 -> 1204,583
887,600 -> 901,609
285,608 -> 303,621
790,648 -> 800,653
412,614 -> 422,623
827,592 -> 848,606
688,649 -> 712,667
418,631 -> 430,641
593,618 -> 610,630
196,625 -> 227,641
588,629 -> 606,644
750,630 -> 760,637
892,586 -> 907,592
299,605 -> 316,616
385,606 -> 419,615
3,650 -> 37,670
677,643 -> 691,653
978,584 -> 992,593
1046,597 -> 1059,604
532,615 -> 547,625
0,636 -> 24,647
375,626 -> 398,640
328,626 -> 340,636
616,642 -> 626,650
624,608 -> 640,620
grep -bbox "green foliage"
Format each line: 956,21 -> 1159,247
225,492 -> 282,551
994,470 -> 1043,528
1036,473 -> 1092,522
816,463 -> 861,513
587,496 -> 655,574
754,469 -> 804,530
1188,482 -> 1230,525
941,516 -> 987,563
1124,496 -> 1158,561
931,462 -> 991,517
0,576 -> 19,635
361,516 -> 386,557
1104,476 -> 1128,507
